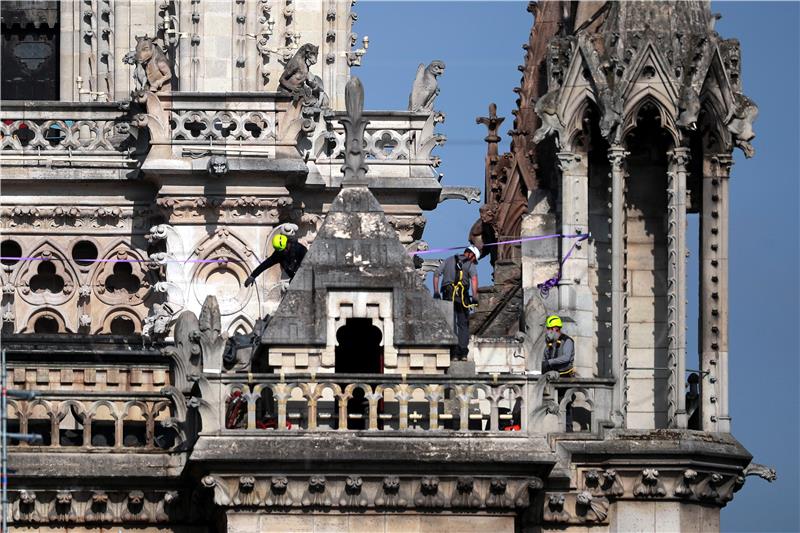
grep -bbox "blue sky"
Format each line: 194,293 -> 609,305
356,2 -> 799,531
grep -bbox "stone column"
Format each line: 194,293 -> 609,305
700,154 -> 732,432
667,148 -> 690,429
557,151 -> 593,377
608,146 -> 628,426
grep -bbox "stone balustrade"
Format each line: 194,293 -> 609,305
168,93 -> 283,146
7,389 -> 184,452
0,102 -> 138,165
205,373 -> 614,435
311,111 -> 444,164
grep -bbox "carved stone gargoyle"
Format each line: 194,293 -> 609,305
162,295 -> 227,393
408,60 -> 445,112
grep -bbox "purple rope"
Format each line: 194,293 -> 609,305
537,233 -> 590,297
410,232 -> 588,256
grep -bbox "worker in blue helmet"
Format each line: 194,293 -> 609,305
244,234 -> 308,287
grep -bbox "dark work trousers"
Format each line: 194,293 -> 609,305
453,301 -> 471,359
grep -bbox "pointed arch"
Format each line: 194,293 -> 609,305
91,241 -> 153,306
190,230 -> 255,316
621,94 -> 680,150
13,239 -> 78,307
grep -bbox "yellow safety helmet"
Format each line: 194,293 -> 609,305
272,234 -> 288,251
545,315 -> 563,329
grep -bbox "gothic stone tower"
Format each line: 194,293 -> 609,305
1,1 -> 774,532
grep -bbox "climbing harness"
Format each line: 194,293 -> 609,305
544,334 -> 576,376
443,255 -> 477,309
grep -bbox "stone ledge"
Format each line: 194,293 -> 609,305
9,452 -> 186,481
189,434 -> 556,475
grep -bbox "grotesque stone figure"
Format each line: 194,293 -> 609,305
279,44 -> 329,110
207,155 -> 229,177
468,204 -> 498,267
122,51 -> 148,91
408,60 -> 445,112
134,36 -> 172,92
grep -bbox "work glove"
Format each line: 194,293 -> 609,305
244,275 -> 255,288
433,292 -> 441,300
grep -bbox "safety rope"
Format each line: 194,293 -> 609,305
409,232 -> 588,256
536,233 -> 590,298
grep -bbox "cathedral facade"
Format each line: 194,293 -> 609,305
1,1 -> 773,531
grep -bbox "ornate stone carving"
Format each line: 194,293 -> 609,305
278,44 -> 329,113
408,61 -> 445,112
486,477 -> 514,509
266,476 -> 292,508
674,468 -> 699,498
633,468 -> 667,498
584,468 -> 624,498
207,155 -> 229,177
375,476 -> 406,509
544,493 -> 570,523
301,475 -> 331,508
439,186 -> 481,204
340,76 -> 370,186
133,36 -> 172,93
414,476 -> 444,508
11,489 -> 185,524
339,476 -> 368,508
514,477 -> 543,508
743,462 -> 777,482
450,476 -> 481,509
163,296 -> 225,391
696,472 -> 724,501
575,491 -> 609,522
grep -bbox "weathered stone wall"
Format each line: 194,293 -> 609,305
59,0 -> 360,107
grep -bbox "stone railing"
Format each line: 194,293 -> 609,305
169,93 -> 283,146
0,102 -> 138,166
198,373 -> 614,435
7,388 -> 186,452
311,111 -> 444,165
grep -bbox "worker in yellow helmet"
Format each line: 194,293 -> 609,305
244,233 -> 308,287
542,315 -> 575,376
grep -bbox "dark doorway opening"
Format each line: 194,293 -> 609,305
334,318 -> 383,430
334,318 -> 383,374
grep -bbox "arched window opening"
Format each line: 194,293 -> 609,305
1,240 -> 22,266
59,407 -> 84,447
104,262 -> 141,294
109,315 -> 136,336
29,261 -> 64,293
90,405 -> 115,447
33,314 -> 60,334
623,102 -> 673,429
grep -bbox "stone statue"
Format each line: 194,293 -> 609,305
468,204 -> 498,266
280,44 -> 319,97
728,93 -> 758,158
134,36 -> 172,93
122,51 -> 147,92
207,155 -> 229,177
408,60 -> 445,112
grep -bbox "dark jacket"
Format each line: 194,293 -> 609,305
251,240 -> 307,280
542,333 -> 575,374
